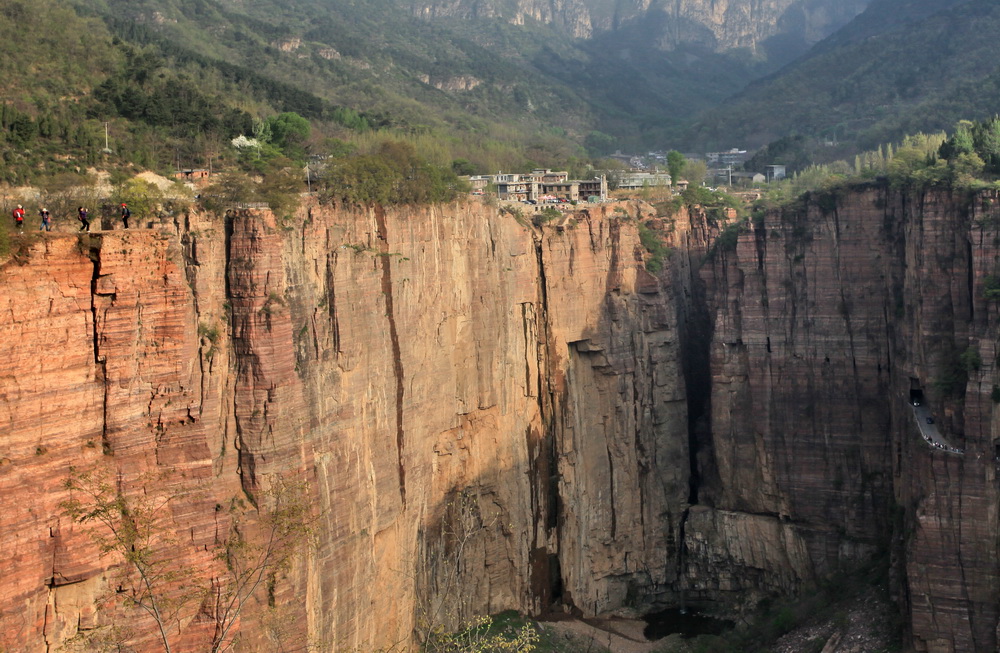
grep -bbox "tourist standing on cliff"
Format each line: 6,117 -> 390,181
12,204 -> 24,231
78,206 -> 90,232
38,207 -> 51,231
120,203 -> 130,229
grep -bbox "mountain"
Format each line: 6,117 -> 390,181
408,0 -> 871,65
96,0 -> 872,147
686,0 -> 1000,150
0,0 -> 874,182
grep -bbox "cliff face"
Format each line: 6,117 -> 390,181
2,185 -> 1000,652
408,0 -> 871,55
0,201 -> 689,651
694,186 -> 1000,651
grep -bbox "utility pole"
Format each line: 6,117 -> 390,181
102,122 -> 113,154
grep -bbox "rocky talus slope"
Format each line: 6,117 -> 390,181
0,186 -> 998,652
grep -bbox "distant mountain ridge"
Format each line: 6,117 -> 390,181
47,0 -> 870,154
409,0 -> 871,64
11,0 -> 957,176
408,0 -> 871,64
686,0 -> 995,150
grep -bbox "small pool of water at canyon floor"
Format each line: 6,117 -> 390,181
643,608 -> 734,640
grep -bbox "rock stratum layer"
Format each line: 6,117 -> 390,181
1,186 -> 999,652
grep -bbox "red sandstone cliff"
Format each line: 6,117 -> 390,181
3,185 -> 1000,652
694,185 -> 1000,652
0,200 -> 689,651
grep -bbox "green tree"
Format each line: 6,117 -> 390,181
666,150 -> 686,185
322,137 -> 356,159
584,131 -> 616,156
951,151 -> 985,186
451,158 -> 477,176
973,117 -> 1000,173
111,178 -> 164,221
684,159 -> 708,187
200,171 -> 258,213
9,114 -> 37,148
320,155 -> 395,205
939,120 -> 976,161
258,165 -> 303,219
264,112 -> 311,162
983,274 -> 1000,301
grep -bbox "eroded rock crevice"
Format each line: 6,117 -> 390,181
374,208 -> 408,508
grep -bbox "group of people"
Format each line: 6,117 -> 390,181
11,203 -> 132,232
920,429 -> 964,455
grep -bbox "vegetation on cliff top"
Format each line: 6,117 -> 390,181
751,117 -> 1000,215
0,0 -> 650,186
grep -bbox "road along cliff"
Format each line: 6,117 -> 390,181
1,185 -> 999,652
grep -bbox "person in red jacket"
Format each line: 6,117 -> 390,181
120,203 -> 131,229
12,204 -> 24,231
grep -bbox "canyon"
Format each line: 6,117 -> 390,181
0,185 -> 998,652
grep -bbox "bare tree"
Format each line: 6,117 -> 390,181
62,468 -> 196,653
62,468 -> 314,652
210,479 -> 315,652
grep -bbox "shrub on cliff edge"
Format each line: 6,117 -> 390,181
319,141 -> 467,206
639,222 -> 671,273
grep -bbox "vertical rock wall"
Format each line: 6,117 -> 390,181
690,185 -> 1000,651
0,200 -> 689,652
3,185 -> 999,652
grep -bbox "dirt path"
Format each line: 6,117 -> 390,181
539,617 -> 664,653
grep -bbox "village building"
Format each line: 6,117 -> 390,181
466,175 -> 490,195
730,171 -> 767,186
493,173 -> 534,201
616,170 -> 672,190
706,148 -> 750,167
467,169 -> 608,202
175,168 -> 212,185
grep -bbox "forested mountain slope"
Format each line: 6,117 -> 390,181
0,0 -> 874,181
686,0 -> 1000,150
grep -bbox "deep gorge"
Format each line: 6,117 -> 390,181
1,185 -> 998,652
